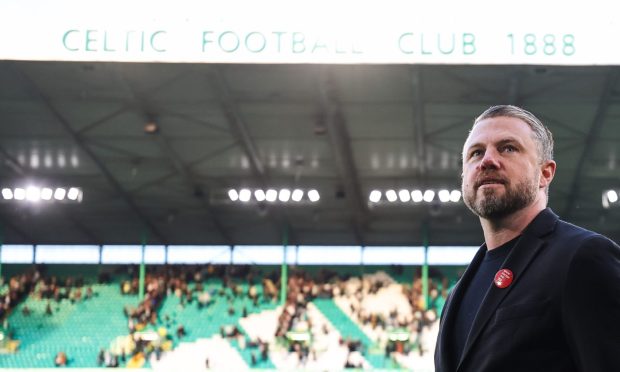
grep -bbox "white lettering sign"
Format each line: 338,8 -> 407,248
0,0 -> 616,65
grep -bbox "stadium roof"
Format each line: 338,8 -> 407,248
1,62 -> 619,246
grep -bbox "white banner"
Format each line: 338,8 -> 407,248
0,0 -> 617,65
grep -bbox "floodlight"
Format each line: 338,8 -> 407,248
14,188 -> 25,200
41,188 -> 53,200
2,188 -> 13,200
266,189 -> 278,202
278,189 -> 291,202
254,189 -> 266,202
54,188 -> 66,200
450,190 -> 462,202
239,189 -> 251,202
385,190 -> 397,202
438,189 -> 450,203
411,190 -> 423,202
423,190 -> 435,202
291,189 -> 303,202
369,190 -> 381,203
607,190 -> 618,203
67,187 -> 80,201
26,186 -> 41,202
398,189 -> 411,202
308,189 -> 320,202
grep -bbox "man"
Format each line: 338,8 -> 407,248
434,105 -> 620,372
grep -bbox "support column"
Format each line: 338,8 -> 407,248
139,233 -> 146,302
422,223 -> 430,310
280,227 -> 288,306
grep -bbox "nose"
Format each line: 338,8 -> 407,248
478,148 -> 501,170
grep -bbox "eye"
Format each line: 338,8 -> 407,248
502,145 -> 517,153
469,149 -> 482,158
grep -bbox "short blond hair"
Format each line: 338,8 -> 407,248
473,105 -> 554,163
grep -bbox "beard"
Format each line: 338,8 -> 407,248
463,173 -> 538,220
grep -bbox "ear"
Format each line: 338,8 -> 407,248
539,160 -> 556,189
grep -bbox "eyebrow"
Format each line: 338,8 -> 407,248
464,137 -> 524,153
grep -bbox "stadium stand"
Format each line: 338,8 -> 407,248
0,264 -> 455,370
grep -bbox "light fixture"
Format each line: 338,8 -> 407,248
607,190 -> 618,203
2,188 -> 13,200
450,190 -> 462,202
226,187 -> 319,204
423,190 -> 435,202
278,189 -> 291,202
365,188 -> 462,205
603,189 -> 620,209
1,185 -> 82,203
14,188 -> 25,200
254,189 -> 266,202
385,190 -> 397,202
398,189 -> 411,202
26,186 -> 41,202
308,189 -> 320,202
369,190 -> 381,203
266,189 -> 278,202
238,188 -> 251,202
41,188 -> 53,200
67,187 -> 81,201
291,189 -> 303,202
438,189 -> 450,203
54,188 -> 66,200
411,190 -> 423,203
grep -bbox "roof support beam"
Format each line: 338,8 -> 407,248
318,67 -> 367,244
411,67 -> 428,176
13,64 -> 167,243
151,130 -> 234,245
207,66 -> 298,243
563,69 -> 620,219
208,68 -> 266,180
115,72 -> 234,245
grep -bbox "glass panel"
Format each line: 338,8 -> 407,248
428,246 -> 479,265
167,245 -> 231,264
362,246 -> 425,265
297,246 -> 361,265
35,245 -> 99,264
1,245 -> 34,263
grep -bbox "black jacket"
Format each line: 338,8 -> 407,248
434,208 -> 620,372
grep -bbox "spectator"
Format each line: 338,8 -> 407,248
97,349 -> 105,366
176,324 -> 186,339
54,351 -> 68,367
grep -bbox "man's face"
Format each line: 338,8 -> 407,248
461,116 -> 543,220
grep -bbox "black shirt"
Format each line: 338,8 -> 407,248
452,236 -> 519,364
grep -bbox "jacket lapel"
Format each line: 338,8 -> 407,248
437,245 -> 487,371
457,208 -> 559,370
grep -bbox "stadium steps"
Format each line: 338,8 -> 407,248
156,283 -> 277,368
1,284 -> 137,368
229,335 -> 275,370
312,298 -> 384,369
151,336 -> 247,371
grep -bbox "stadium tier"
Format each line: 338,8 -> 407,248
0,264 -> 456,370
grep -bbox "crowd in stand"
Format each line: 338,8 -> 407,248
0,269 -> 97,323
0,267 -> 102,367
272,267 -> 452,367
0,264 -> 452,369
